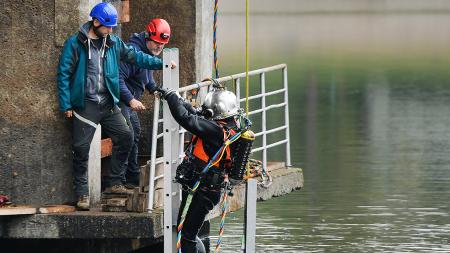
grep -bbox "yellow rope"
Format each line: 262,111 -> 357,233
245,0 -> 249,117
245,0 -> 250,179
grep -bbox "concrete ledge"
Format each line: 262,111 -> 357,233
0,238 -> 162,253
209,166 -> 303,219
1,210 -> 164,240
258,167 -> 304,201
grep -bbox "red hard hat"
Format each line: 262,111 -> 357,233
146,18 -> 171,44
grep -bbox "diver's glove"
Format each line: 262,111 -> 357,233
155,86 -> 176,100
148,85 -> 158,94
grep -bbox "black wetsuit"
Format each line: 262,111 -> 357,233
165,92 -> 236,253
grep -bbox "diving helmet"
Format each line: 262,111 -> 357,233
202,89 -> 240,120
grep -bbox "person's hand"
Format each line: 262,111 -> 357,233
170,60 -> 177,69
65,110 -> 73,118
129,99 -> 146,111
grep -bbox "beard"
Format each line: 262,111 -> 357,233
93,25 -> 107,38
149,47 -> 163,56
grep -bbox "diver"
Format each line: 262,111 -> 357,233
156,81 -> 254,253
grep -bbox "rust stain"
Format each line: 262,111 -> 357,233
101,138 -> 113,158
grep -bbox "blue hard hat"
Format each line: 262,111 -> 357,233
90,2 -> 118,27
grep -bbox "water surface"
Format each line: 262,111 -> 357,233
210,7 -> 450,253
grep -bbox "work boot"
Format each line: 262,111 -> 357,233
104,184 -> 134,195
76,195 -> 90,211
125,175 -> 139,189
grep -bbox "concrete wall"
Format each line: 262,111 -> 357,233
0,0 -> 74,205
0,0 -> 212,205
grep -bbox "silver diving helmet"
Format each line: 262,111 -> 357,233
202,87 -> 240,120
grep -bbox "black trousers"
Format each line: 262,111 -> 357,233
178,188 -> 221,253
72,100 -> 132,197
119,102 -> 141,185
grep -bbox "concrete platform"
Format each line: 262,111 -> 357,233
0,210 -> 165,252
210,163 -> 303,218
0,209 -> 163,239
0,165 -> 303,252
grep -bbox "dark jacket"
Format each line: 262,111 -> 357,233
119,32 -> 157,105
57,23 -> 163,112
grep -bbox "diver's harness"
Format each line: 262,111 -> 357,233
175,113 -> 254,192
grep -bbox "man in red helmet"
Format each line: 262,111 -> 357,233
118,18 -> 173,188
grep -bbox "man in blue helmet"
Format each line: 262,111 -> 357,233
118,18 -> 172,188
57,2 -> 175,210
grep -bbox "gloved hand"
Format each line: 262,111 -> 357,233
194,107 -> 203,115
154,86 -> 175,99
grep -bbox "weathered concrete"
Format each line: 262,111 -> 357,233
0,211 -> 164,252
1,0 -> 73,205
1,210 -> 163,239
257,167 -> 304,200
0,238 -> 160,253
209,165 -> 304,219
55,0 -> 102,46
195,0 -> 214,103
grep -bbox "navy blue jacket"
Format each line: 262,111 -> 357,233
119,32 -> 157,105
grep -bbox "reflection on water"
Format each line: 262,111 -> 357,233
210,4 -> 450,253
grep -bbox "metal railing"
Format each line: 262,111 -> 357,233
147,62 -> 291,212
147,49 -> 290,252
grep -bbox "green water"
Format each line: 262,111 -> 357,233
210,8 -> 450,253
